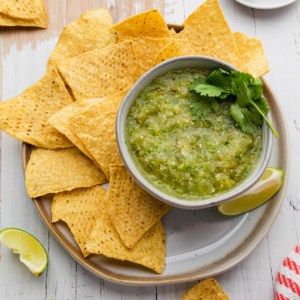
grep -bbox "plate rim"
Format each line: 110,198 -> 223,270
22,23 -> 290,285
22,77 -> 290,286
235,0 -> 296,9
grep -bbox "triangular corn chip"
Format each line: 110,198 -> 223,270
107,165 -> 171,249
131,37 -> 173,78
25,147 -> 106,198
0,0 -> 47,28
152,40 -> 183,66
57,41 -> 137,101
177,0 -> 242,69
48,9 -> 116,68
49,98 -> 103,163
169,28 -> 177,36
113,9 -> 171,40
69,100 -> 123,179
234,32 -> 269,77
0,68 -> 73,148
181,278 -> 229,300
85,211 -> 166,274
152,39 -> 194,66
51,185 -> 107,257
176,39 -> 195,55
49,88 -> 129,166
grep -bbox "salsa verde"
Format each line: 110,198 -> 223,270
126,68 -> 262,200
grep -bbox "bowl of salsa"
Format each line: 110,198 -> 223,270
116,56 -> 272,209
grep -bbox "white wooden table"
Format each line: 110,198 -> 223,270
0,0 -> 299,299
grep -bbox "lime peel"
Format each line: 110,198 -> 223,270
0,228 -> 48,276
217,167 -> 284,216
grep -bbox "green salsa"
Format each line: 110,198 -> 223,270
126,68 -> 262,200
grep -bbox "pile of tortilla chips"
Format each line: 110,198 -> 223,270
0,0 -> 47,28
0,0 -> 269,274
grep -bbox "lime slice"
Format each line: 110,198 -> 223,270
217,167 -> 284,216
0,228 -> 48,276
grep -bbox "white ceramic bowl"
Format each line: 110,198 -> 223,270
116,56 -> 272,209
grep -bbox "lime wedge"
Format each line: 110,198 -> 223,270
0,228 -> 48,276
217,167 -> 284,216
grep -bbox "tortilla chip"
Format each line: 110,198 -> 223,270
131,37 -> 173,78
177,0 -> 242,69
113,9 -> 171,41
152,40 -> 182,66
47,9 -> 116,68
234,32 -> 269,77
57,41 -> 136,101
169,28 -> 177,36
51,185 -> 106,257
69,100 -> 123,179
49,98 -> 103,163
25,147 -> 106,198
176,39 -> 196,55
49,88 -> 129,166
152,39 -> 196,66
181,278 -> 229,300
107,165 -> 171,249
0,0 -> 47,28
0,68 -> 73,149
85,212 -> 166,274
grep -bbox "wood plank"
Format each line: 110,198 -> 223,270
0,0 -> 298,299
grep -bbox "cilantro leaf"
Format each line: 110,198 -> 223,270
189,91 -> 220,116
193,83 -> 226,98
255,96 -> 270,115
189,78 -> 205,91
206,68 -> 231,92
210,98 -> 220,112
189,68 -> 278,138
230,103 -> 262,134
231,71 -> 264,106
231,72 -> 253,106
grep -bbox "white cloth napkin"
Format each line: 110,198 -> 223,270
275,245 -> 300,300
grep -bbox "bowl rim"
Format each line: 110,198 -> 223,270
116,55 -> 272,209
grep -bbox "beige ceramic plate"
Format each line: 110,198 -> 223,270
22,21 -> 290,286
23,79 -> 289,286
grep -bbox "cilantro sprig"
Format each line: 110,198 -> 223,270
189,68 -> 278,138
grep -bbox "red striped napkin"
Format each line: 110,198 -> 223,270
275,245 -> 300,300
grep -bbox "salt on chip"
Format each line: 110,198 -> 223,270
0,68 -> 73,149
0,0 -> 47,28
47,9 -> 116,68
181,278 -> 229,300
85,212 -> 166,274
51,185 -> 107,257
234,32 -> 269,78
57,41 -> 136,101
25,147 -> 107,198
107,165 -> 171,249
177,0 -> 242,69
69,100 -> 123,180
112,9 -> 171,41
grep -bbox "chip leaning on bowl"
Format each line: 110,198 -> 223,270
0,0 -> 271,274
